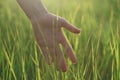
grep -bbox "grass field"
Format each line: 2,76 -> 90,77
0,0 -> 120,80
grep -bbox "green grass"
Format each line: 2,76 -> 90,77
0,0 -> 120,80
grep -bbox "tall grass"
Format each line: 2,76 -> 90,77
0,0 -> 120,80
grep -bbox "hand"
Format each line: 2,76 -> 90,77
31,13 -> 80,72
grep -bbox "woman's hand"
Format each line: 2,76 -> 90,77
31,13 -> 80,72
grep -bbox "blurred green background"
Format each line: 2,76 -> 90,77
0,0 -> 120,80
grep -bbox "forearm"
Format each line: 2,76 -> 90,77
17,0 -> 48,19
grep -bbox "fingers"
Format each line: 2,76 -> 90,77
49,44 -> 67,72
55,45 -> 67,72
60,18 -> 81,34
40,47 -> 51,65
60,36 -> 77,64
47,45 -> 67,72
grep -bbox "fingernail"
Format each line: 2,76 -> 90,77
62,66 -> 67,72
61,59 -> 67,72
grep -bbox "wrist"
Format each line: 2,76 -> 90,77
29,10 -> 49,20
17,0 -> 48,20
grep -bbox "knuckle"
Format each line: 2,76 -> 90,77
61,17 -> 66,22
59,17 -> 67,26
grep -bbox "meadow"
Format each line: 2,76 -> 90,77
0,0 -> 120,80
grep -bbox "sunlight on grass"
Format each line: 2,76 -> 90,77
0,0 -> 120,80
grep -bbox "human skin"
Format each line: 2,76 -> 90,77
17,0 -> 80,72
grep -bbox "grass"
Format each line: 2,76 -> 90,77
0,0 -> 120,80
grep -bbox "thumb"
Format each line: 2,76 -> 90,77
60,18 -> 81,33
